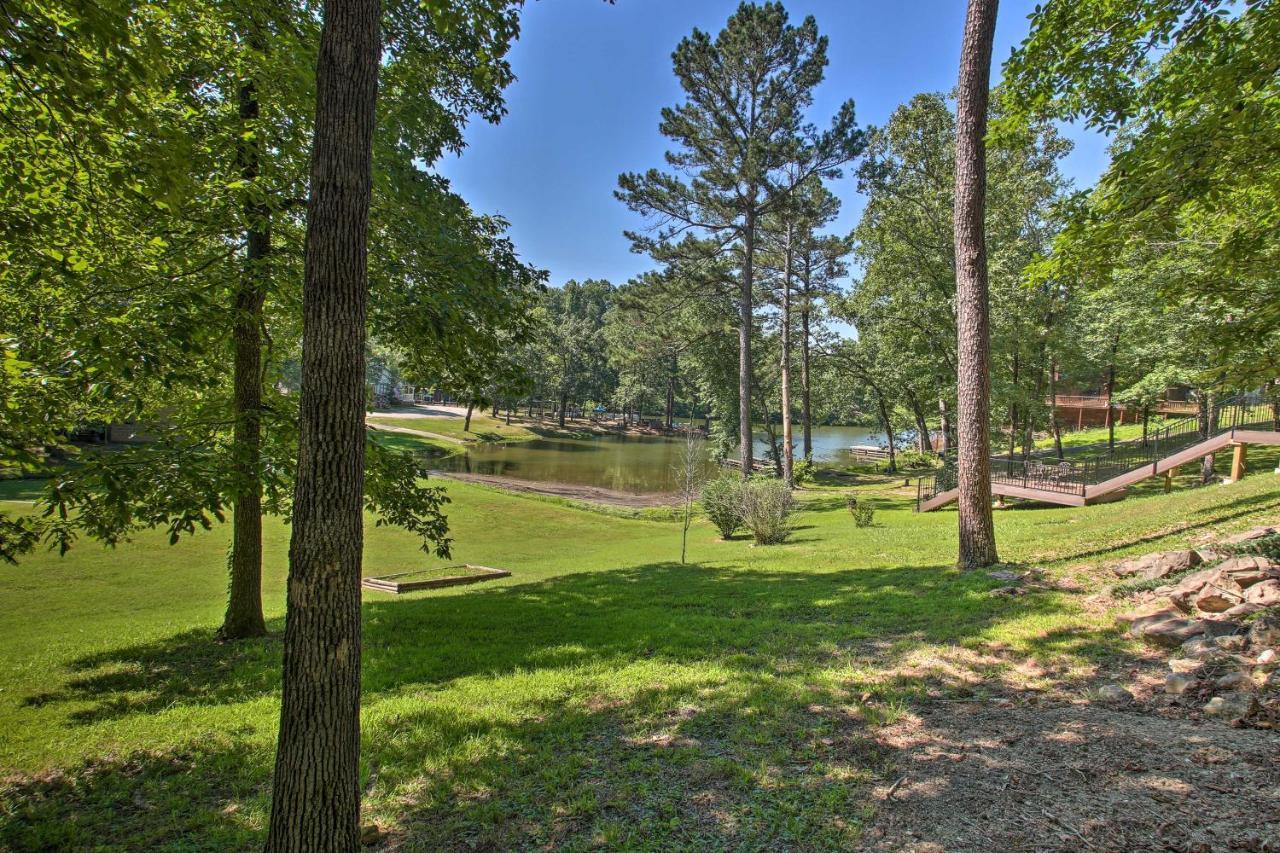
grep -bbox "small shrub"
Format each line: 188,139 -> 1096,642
792,457 -> 815,485
741,476 -> 793,545
852,504 -> 875,528
1223,533 -> 1280,562
701,476 -> 745,539
895,449 -> 941,470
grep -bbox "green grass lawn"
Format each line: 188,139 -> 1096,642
1032,418 -> 1173,450
2,455 -> 1280,849
366,411 -> 599,446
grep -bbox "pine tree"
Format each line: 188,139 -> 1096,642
618,1 -> 861,477
953,0 -> 1000,568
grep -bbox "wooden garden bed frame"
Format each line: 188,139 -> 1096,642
361,564 -> 511,594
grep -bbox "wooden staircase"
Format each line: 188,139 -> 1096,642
917,400 -> 1280,512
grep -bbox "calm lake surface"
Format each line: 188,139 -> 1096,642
433,425 -> 886,494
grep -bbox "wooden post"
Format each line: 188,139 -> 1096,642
1230,443 -> 1247,483
1164,466 -> 1176,493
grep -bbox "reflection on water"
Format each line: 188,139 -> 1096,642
432,425 -> 886,495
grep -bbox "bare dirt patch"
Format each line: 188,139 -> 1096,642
859,700 -> 1279,852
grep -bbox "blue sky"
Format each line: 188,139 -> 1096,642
436,0 -> 1111,288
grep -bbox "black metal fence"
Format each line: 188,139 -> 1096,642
916,396 -> 1278,510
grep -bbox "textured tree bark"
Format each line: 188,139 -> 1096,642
800,299 -> 813,461
907,391 -> 930,454
952,0 -> 999,569
221,68 -> 269,641
739,206 -> 756,479
464,401 -> 475,432
779,221 -> 794,486
1199,391 -> 1217,484
938,397 -> 953,456
876,392 -> 897,474
1105,343 -> 1118,451
1049,360 -> 1064,460
264,0 -> 379,848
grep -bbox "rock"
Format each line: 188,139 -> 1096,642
1244,579 -> 1280,607
1214,634 -> 1248,652
1141,617 -> 1208,648
1223,526 -> 1277,545
1166,568 -> 1222,611
360,824 -> 385,846
1222,602 -> 1266,619
1214,671 -> 1250,691
1169,657 -> 1205,674
1256,648 -> 1277,666
1182,635 -> 1225,660
1113,550 -> 1201,580
986,569 -> 1023,582
1202,619 -> 1245,639
1248,617 -> 1280,649
1193,585 -> 1243,613
1118,603 -> 1183,631
1215,555 -> 1280,588
1165,673 -> 1197,695
1203,692 -> 1260,720
1097,684 -> 1133,703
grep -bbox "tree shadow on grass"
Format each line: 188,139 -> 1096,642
1043,488 -> 1280,564
10,560 -> 1162,849
0,735 -> 269,851
27,561 -> 1066,725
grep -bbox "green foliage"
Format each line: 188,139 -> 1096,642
851,503 -> 875,528
1223,533 -> 1280,563
700,476 -> 745,539
740,476 -> 793,545
1003,0 -> 1280,385
894,449 -> 941,471
363,441 -> 452,558
792,457 -> 816,485
0,0 -> 535,565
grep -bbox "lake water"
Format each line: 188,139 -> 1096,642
432,425 -> 886,494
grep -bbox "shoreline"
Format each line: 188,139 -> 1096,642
430,470 -> 680,508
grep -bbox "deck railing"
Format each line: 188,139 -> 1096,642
916,396 -> 1278,510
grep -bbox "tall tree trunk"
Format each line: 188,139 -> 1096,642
1105,341 -> 1118,452
558,390 -> 567,428
780,221 -> 794,486
738,205 -> 756,478
1200,391 -> 1217,484
952,0 -> 999,569
907,391 -> 930,453
1049,359 -> 1064,460
464,401 -> 474,432
1022,364 -> 1044,459
1006,353 -> 1019,463
938,396 -> 953,456
876,392 -> 897,474
265,0 -> 379,848
800,298 -> 813,461
221,61 -> 270,641
665,361 -> 675,431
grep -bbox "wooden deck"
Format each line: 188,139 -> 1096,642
919,428 -> 1280,512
